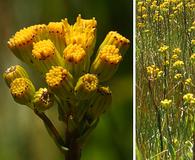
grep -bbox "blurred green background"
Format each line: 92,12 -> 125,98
0,0 -> 133,159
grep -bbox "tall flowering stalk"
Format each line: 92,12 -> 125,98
136,0 -> 195,159
3,15 -> 129,160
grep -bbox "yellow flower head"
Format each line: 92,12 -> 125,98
63,44 -> 86,64
45,66 -> 74,99
47,22 -> 64,35
174,73 -> 183,80
137,23 -> 145,29
163,60 -> 169,66
153,11 -> 164,22
146,65 -> 161,80
171,54 -> 179,60
99,45 -> 122,65
32,39 -> 64,73
157,71 -> 164,78
173,48 -> 181,55
158,45 -> 169,53
173,60 -> 184,69
185,78 -> 192,86
32,40 -> 55,60
7,24 -> 47,64
63,14 -> 97,55
160,99 -> 172,109
90,45 -> 122,82
190,98 -> 195,105
10,78 -> 35,106
190,53 -> 195,63
183,93 -> 194,103
142,14 -> 148,19
191,40 -> 195,45
74,74 -> 98,100
138,6 -> 147,13
99,31 -> 130,56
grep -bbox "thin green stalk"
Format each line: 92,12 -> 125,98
34,109 -> 66,154
148,80 -> 163,152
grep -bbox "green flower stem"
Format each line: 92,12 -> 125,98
148,80 -> 163,152
34,109 -> 66,154
64,135 -> 81,160
64,118 -> 81,160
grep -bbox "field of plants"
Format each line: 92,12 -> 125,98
136,0 -> 195,159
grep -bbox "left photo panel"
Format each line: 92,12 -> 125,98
0,0 -> 133,160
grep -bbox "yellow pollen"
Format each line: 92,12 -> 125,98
98,86 -> 112,96
33,24 -> 47,32
81,74 -> 98,91
46,66 -> 68,87
10,78 -> 29,96
47,22 -> 64,34
32,40 -> 55,60
109,31 -> 130,45
63,44 -> 86,63
8,24 -> 47,49
8,26 -> 36,48
100,45 -> 122,65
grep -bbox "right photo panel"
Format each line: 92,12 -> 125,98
136,0 -> 195,159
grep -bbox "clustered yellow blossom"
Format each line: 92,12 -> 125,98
146,65 -> 162,80
183,93 -> 195,104
189,21 -> 195,32
153,11 -> 164,22
174,73 -> 183,80
163,60 -> 169,66
171,54 -> 179,60
185,78 -> 192,86
173,48 -> 181,55
172,60 -> 184,69
4,14 -> 130,155
160,99 -> 172,109
158,45 -> 169,53
137,23 -> 145,29
191,40 -> 195,45
190,53 -> 195,63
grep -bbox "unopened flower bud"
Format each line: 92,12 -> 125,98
63,44 -> 88,78
87,86 -> 112,121
32,39 -> 64,73
3,65 -> 29,87
99,31 -> 130,56
46,66 -> 74,99
90,45 -> 122,82
33,88 -> 54,111
10,78 -> 35,106
74,74 -> 98,100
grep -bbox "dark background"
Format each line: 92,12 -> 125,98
0,0 -> 133,159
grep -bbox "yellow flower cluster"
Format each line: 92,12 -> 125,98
158,45 -> 169,53
146,65 -> 163,80
160,99 -> 172,109
4,15 -> 130,156
183,93 -> 195,104
189,21 -> 195,32
191,40 -> 195,45
172,60 -> 184,69
174,73 -> 183,80
173,48 -> 181,55
190,53 -> 195,63
185,78 -> 192,86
